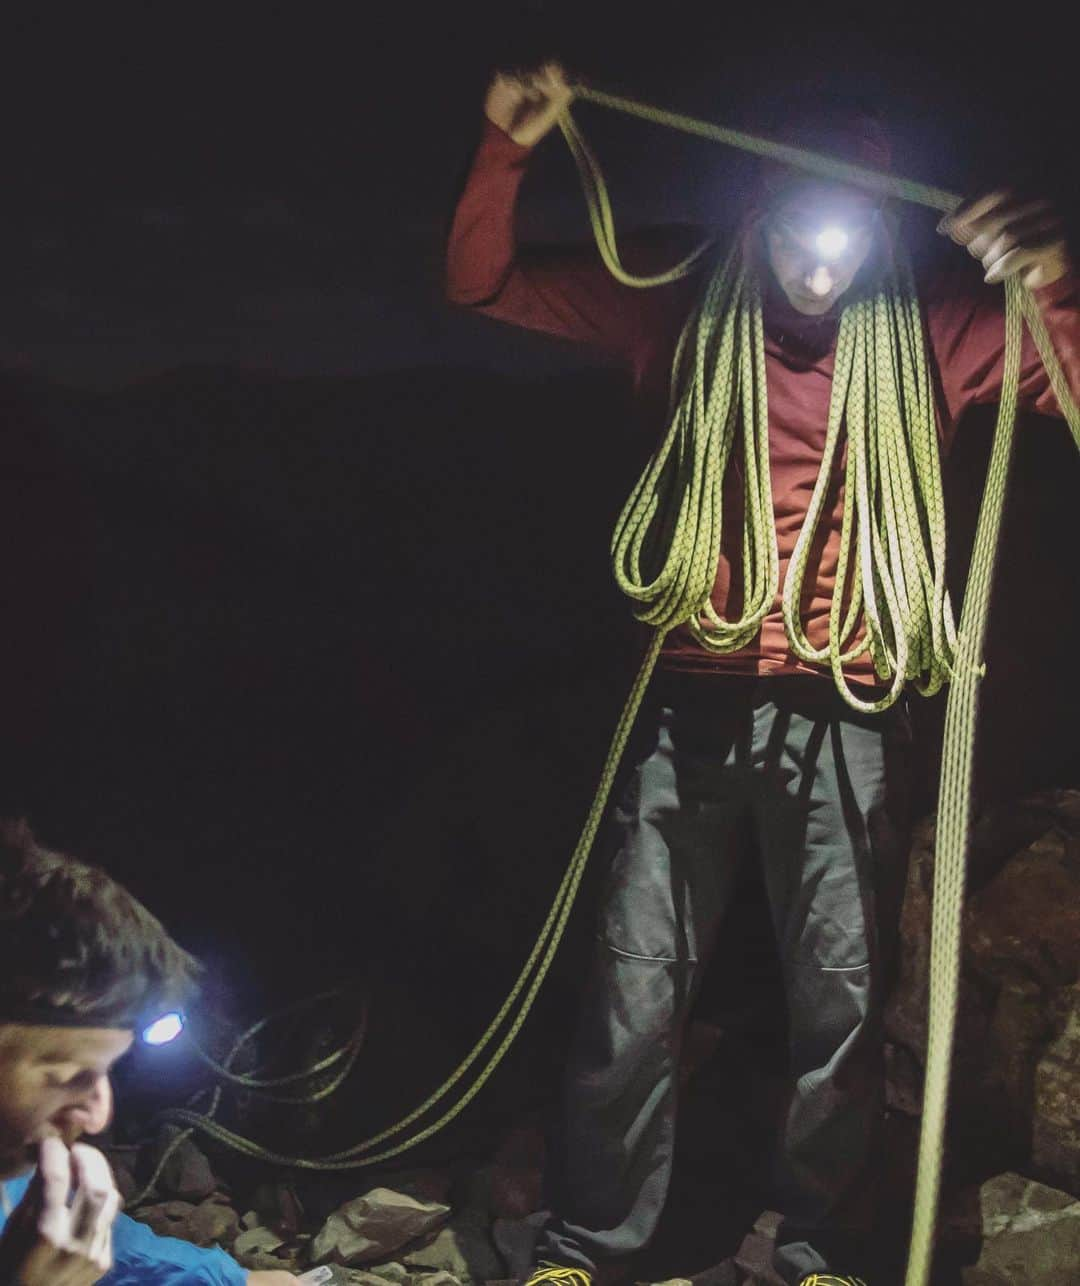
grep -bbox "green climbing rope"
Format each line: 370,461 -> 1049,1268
160,84 -> 1080,1286
563,87 -> 1080,1286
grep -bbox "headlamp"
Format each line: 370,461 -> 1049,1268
814,225 -> 850,260
141,1011 -> 185,1047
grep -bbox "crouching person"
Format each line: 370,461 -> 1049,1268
0,818 -> 298,1284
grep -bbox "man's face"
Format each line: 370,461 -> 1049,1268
763,182 -> 881,316
0,1025 -> 132,1179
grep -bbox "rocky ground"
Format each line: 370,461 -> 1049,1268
105,789 -> 1080,1286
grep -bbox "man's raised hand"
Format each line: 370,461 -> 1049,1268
939,190 -> 1072,290
483,62 -> 574,148
0,1137 -> 119,1284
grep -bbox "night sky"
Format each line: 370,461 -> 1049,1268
2,3 -> 1079,1126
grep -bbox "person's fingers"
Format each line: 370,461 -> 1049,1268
35,1137 -> 73,1246
982,235 -> 1067,284
975,213 -> 1064,271
87,1184 -> 118,1271
965,201 -> 1059,258
938,188 -> 1014,240
537,61 -> 570,94
68,1145 -> 115,1252
1020,259 -> 1065,290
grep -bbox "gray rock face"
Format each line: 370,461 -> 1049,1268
311,1187 -> 451,1267
961,1172 -> 1080,1285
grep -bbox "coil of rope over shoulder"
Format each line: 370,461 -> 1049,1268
153,83 -> 1079,1286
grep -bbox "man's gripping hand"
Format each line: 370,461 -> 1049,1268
0,1137 -> 119,1284
939,189 -> 1073,289
483,62 -> 574,148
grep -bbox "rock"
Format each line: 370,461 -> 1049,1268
130,1199 -> 198,1241
341,1274 -> 417,1286
965,825 -> 1080,989
243,1247 -> 304,1272
884,1041 -> 922,1117
402,1211 -> 503,1284
734,1210 -> 785,1286
109,1153 -> 138,1204
407,1273 -> 461,1286
132,1195 -> 238,1249
885,795 -> 1080,1179
234,1226 -> 286,1260
311,1187 -> 450,1267
347,1264 -> 410,1283
184,1197 -> 240,1249
253,1180 -> 306,1237
372,1169 -> 452,1206
961,1172 -> 1080,1284
147,1125 -> 217,1202
1033,981 -> 1080,1187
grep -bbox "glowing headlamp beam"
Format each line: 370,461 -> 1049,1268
142,1012 -> 185,1046
814,225 -> 850,260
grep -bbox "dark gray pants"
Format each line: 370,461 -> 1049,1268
538,674 -> 912,1284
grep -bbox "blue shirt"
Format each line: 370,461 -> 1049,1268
1,1171 -> 247,1285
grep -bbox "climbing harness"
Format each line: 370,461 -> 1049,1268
155,86 -> 1080,1286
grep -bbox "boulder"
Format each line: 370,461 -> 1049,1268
1032,981 -> 1080,1188
184,1197 -> 240,1250
341,1274 -> 421,1286
885,793 -> 1080,1180
345,1264 -> 410,1284
233,1226 -> 286,1260
961,1172 -> 1080,1284
251,1180 -> 306,1237
131,1195 -> 238,1249
311,1187 -> 450,1267
130,1199 -> 198,1241
146,1125 -> 218,1202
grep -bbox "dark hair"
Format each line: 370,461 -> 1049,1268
0,819 -> 200,1027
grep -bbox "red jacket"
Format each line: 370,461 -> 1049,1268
446,120 -> 1080,684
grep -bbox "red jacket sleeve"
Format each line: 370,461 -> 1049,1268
445,119 -> 700,363
925,256 -> 1080,440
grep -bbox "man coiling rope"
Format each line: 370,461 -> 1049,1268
445,62 -> 1080,1286
151,63 -> 1079,1286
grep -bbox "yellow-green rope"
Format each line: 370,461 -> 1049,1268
158,633 -> 664,1169
160,89 -> 1080,1286
562,88 -> 1080,1286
